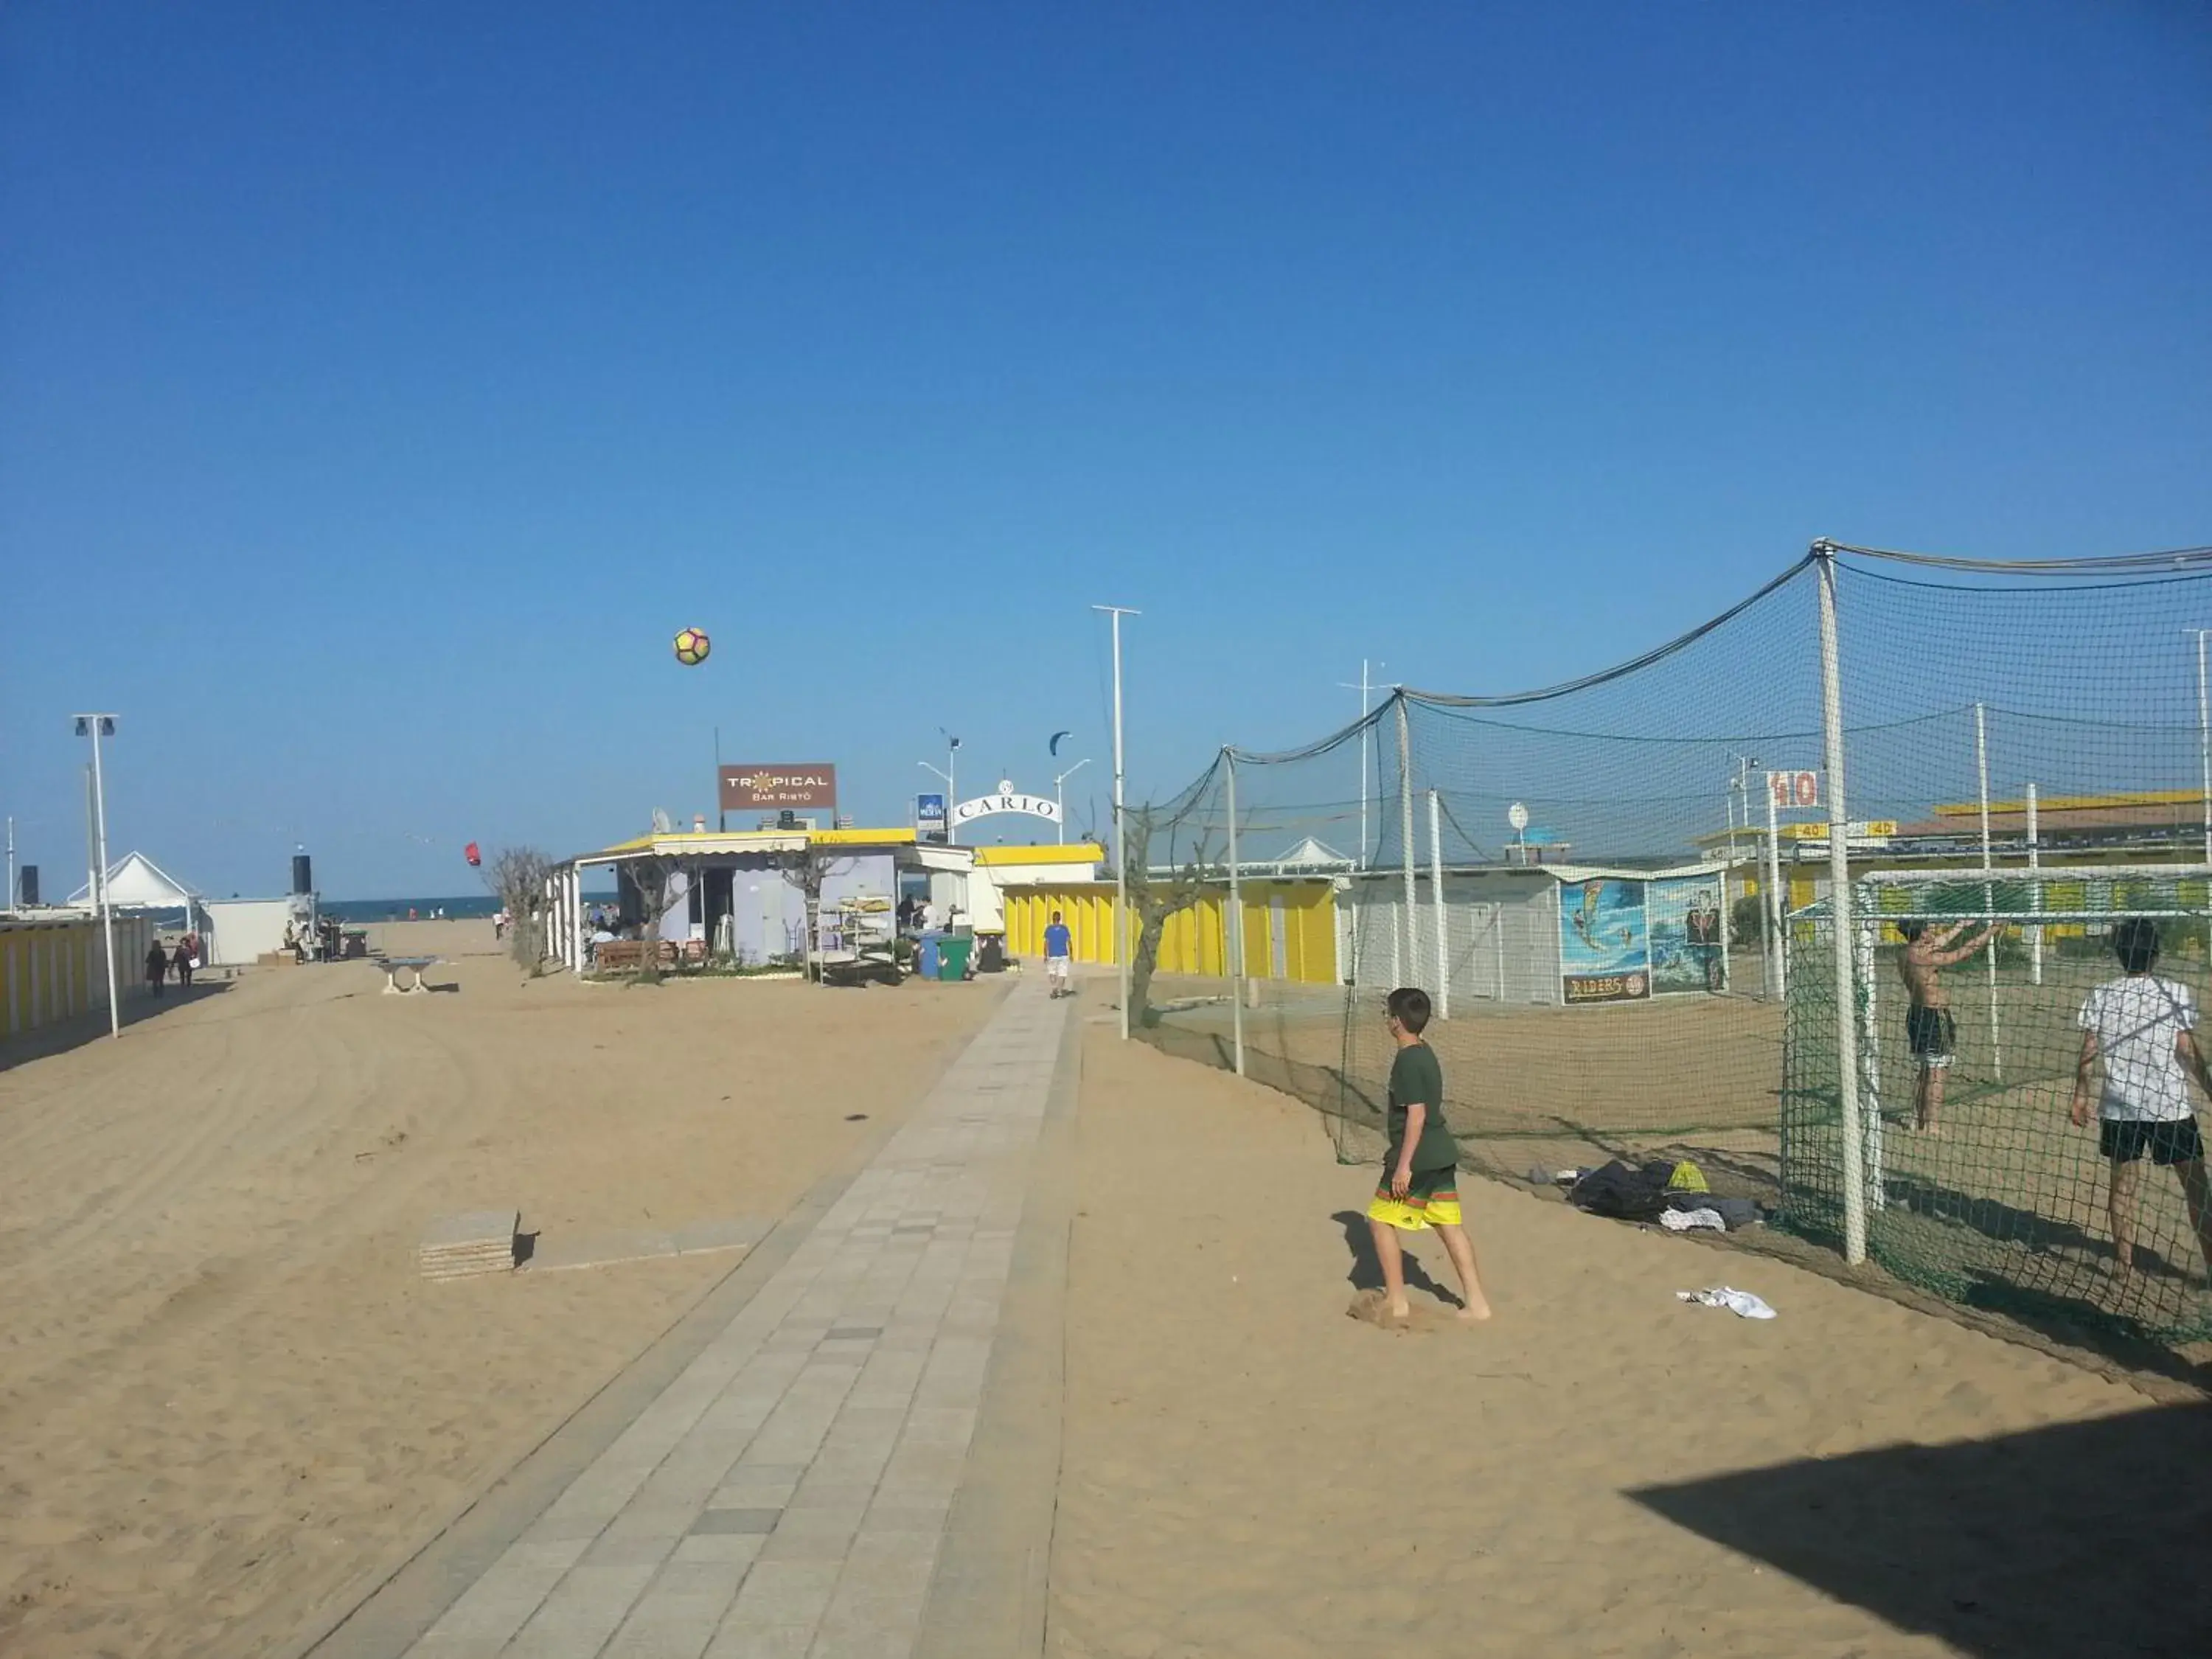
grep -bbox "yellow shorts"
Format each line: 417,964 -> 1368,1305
1368,1168 -> 1463,1232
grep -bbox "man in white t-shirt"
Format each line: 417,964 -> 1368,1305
2070,917 -> 2212,1281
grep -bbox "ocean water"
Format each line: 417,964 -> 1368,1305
321,891 -> 618,923
319,894 -> 501,922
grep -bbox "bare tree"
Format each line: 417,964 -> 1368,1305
481,846 -> 554,973
1121,804 -> 1218,1027
619,853 -> 689,984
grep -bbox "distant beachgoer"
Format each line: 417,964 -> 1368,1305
493,908 -> 509,940
408,907 -> 418,920
145,940 -> 168,997
172,937 -> 194,990
1043,909 -> 1074,998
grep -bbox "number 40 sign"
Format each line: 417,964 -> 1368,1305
1767,770 -> 1820,810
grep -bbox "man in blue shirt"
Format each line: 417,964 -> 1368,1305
1043,910 -> 1074,998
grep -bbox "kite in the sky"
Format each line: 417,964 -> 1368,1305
1049,729 -> 1071,755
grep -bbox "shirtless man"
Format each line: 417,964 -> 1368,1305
1896,917 -> 2001,1132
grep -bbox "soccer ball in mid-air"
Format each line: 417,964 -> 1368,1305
673,627 -> 711,667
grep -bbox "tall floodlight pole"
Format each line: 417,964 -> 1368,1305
1094,605 -> 1138,1038
72,714 -> 122,1038
1225,745 -> 1244,1076
1053,758 -> 1091,845
4,815 -> 13,909
1338,661 -> 1383,868
1395,693 -> 1416,987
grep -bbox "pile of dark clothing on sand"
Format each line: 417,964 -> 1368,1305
1539,1158 -> 1764,1231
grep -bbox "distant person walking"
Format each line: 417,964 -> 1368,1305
144,939 -> 168,997
172,936 -> 195,990
1043,910 -> 1074,998
2070,917 -> 2212,1281
1897,917 -> 2000,1133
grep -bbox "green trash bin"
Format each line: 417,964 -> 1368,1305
937,937 -> 973,981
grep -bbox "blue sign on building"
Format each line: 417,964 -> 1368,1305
916,793 -> 947,841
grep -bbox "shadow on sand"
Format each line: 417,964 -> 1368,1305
1330,1208 -> 1464,1308
0,978 -> 234,1073
1630,1404 -> 2212,1658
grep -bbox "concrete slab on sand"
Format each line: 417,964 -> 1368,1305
417,1212 -> 519,1280
420,1211 -> 521,1252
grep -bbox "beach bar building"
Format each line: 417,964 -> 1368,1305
543,827 -> 976,973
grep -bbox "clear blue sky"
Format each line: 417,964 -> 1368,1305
4,2 -> 2208,897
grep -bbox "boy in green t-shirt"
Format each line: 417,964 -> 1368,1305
1367,987 -> 1492,1322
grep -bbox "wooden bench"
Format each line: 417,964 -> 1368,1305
589,940 -> 680,973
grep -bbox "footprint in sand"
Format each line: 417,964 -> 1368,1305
1345,1287 -> 1455,1332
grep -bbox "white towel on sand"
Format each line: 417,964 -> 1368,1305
1676,1286 -> 1776,1319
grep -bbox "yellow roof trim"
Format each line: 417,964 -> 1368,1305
572,826 -> 930,863
1933,789 -> 2202,815
973,844 -> 1105,866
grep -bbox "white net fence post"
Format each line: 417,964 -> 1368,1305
1977,700 -> 2003,1082
1764,772 -> 1787,1004
1815,542 -> 1868,1266
2028,782 -> 2043,986
1427,787 -> 1450,1018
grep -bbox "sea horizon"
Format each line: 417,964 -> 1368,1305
319,890 -> 617,924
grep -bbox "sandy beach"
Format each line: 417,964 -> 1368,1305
1049,1026 -> 2210,1658
0,950 -> 998,1658
8,947 -> 2209,1658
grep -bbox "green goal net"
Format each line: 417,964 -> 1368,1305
1124,538 -> 2212,1348
1782,867 -> 2212,1341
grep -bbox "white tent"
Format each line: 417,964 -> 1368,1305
1276,835 -> 1351,867
69,851 -> 201,928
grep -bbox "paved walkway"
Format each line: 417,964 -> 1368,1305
405,980 -> 1069,1659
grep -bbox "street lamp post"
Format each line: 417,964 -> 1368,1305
1053,757 -> 1091,844
1728,754 -> 1761,859
942,731 -> 960,845
72,714 -> 121,1038
1337,660 -> 1384,867
918,731 -> 961,844
1727,753 -> 1759,995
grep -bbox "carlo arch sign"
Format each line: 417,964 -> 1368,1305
952,782 -> 1061,828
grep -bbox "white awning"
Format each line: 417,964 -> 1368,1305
69,850 -> 200,911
